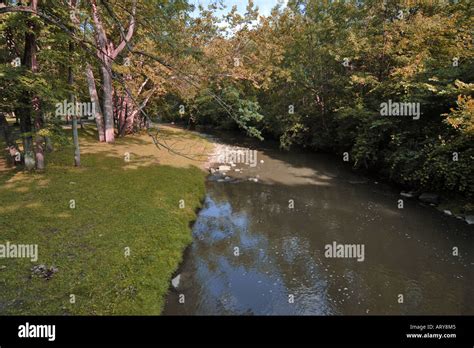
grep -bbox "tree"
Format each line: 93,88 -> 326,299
87,0 -> 136,143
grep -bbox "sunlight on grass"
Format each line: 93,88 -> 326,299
0,130 -> 208,314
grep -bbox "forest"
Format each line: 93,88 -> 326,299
1,0 -> 472,201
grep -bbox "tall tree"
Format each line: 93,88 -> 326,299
69,0 -> 80,166
88,0 -> 136,143
20,0 -> 41,170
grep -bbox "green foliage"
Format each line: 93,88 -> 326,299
1,0 -> 472,200
41,115 -> 72,148
188,84 -> 264,139
139,0 -> 474,199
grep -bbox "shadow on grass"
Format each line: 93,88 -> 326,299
0,147 -> 206,315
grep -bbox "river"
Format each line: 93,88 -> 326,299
163,133 -> 473,315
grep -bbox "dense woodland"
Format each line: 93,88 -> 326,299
1,0 -> 473,201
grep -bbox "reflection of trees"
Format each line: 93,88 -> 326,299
186,168 -> 474,315
190,182 -> 337,314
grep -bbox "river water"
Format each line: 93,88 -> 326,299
163,135 -> 473,315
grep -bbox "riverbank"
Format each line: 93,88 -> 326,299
192,126 -> 473,226
164,129 -> 473,315
0,125 -> 213,314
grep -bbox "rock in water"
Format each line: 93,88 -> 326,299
218,165 -> 231,172
171,274 -> 181,289
418,193 -> 440,205
465,215 -> 474,225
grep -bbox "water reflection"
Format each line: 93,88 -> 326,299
164,147 -> 473,315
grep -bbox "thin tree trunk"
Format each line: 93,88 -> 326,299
33,96 -> 44,170
21,28 -> 36,171
45,136 -> 53,152
68,0 -> 102,142
128,88 -> 155,134
122,99 -> 128,136
18,99 -> 35,170
72,115 -> 80,166
85,63 -> 105,142
68,40 -> 80,166
101,61 -> 115,143
22,0 -> 44,170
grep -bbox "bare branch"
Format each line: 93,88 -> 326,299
0,6 -> 36,15
108,0 -> 137,58
137,77 -> 149,96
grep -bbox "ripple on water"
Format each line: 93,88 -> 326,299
163,141 -> 474,315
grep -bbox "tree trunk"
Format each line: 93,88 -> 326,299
18,100 -> 35,171
89,0 -> 136,143
68,40 -> 80,167
72,115 -> 80,166
123,98 -> 129,135
45,136 -> 53,152
23,0 -> 43,170
33,96 -> 44,171
85,64 -> 105,142
101,61 -> 115,143
21,29 -> 36,171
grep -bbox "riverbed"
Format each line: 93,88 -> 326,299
163,133 -> 473,315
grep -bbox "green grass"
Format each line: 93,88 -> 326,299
0,134 -> 206,315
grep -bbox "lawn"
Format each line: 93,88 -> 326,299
0,125 -> 210,314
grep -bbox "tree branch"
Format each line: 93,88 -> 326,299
90,0 -> 109,54
110,0 -> 136,58
137,77 -> 149,96
0,6 -> 36,15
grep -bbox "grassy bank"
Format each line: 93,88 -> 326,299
0,126 -> 210,314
